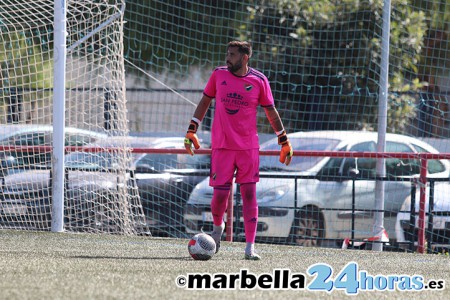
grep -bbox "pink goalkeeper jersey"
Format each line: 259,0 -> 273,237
203,66 -> 275,150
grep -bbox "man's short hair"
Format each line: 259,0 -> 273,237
227,41 -> 252,58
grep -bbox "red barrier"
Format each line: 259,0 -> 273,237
2,144 -> 446,253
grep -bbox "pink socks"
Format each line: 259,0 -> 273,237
211,183 -> 258,244
240,183 -> 258,243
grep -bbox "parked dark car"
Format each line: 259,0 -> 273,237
0,136 -> 210,236
134,138 -> 210,237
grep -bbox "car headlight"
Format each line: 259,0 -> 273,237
257,185 -> 289,204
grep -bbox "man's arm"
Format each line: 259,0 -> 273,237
264,106 -> 293,166
184,94 -> 213,155
264,106 -> 284,134
192,95 -> 213,122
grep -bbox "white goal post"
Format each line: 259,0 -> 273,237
0,0 -> 149,235
52,0 -> 68,232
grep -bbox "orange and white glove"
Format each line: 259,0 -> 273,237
184,119 -> 201,156
278,131 -> 293,166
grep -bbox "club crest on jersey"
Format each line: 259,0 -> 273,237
225,108 -> 239,115
245,84 -> 253,91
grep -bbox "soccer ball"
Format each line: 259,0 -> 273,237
188,233 -> 216,260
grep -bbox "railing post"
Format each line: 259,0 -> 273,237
408,181 -> 416,252
417,158 -> 428,253
427,180 -> 435,253
349,167 -> 359,243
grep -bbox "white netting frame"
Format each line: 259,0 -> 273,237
0,0 -> 149,235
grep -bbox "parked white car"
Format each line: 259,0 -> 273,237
184,131 -> 450,247
395,181 -> 450,251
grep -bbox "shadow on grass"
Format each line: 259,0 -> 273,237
70,255 -> 192,261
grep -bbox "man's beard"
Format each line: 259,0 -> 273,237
227,60 -> 243,73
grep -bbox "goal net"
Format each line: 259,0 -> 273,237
1,0 -> 449,251
120,0 -> 449,250
123,0 -> 449,138
0,0 -> 149,235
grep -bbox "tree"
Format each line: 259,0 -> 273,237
238,0 -> 428,133
119,1 -> 445,133
123,0 -> 246,84
0,2 -> 53,123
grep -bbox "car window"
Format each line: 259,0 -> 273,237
2,131 -> 51,167
177,154 -> 210,169
65,152 -> 124,170
412,144 -> 446,174
385,141 -> 420,176
341,142 -> 376,178
65,133 -> 100,146
10,132 -> 50,146
136,153 -> 178,172
260,137 -> 340,171
339,141 -> 425,178
316,151 -> 345,178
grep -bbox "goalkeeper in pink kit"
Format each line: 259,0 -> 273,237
184,41 -> 293,260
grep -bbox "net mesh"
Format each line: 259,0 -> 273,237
123,0 -> 449,139
121,0 -> 449,252
0,0 -> 149,235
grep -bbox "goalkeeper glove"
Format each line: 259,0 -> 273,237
278,131 -> 293,166
184,119 -> 201,156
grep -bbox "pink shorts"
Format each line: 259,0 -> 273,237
209,148 -> 260,187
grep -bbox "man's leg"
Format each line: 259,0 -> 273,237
240,182 -> 260,260
210,186 -> 230,253
209,149 -> 236,254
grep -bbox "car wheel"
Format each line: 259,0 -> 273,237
289,207 -> 324,247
